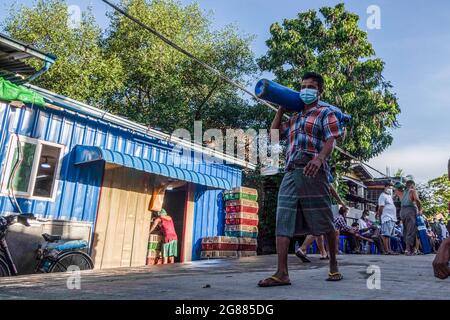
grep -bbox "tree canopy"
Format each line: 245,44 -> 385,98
2,0 -> 124,104
418,174 -> 450,220
2,0 -> 258,132
257,3 -> 401,162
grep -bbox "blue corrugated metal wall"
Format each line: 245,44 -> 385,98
191,170 -> 242,260
0,101 -> 242,237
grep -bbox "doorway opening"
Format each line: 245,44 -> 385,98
161,185 -> 187,263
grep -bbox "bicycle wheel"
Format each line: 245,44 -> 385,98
0,256 -> 11,277
48,251 -> 94,273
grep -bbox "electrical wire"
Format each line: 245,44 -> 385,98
101,0 -> 390,179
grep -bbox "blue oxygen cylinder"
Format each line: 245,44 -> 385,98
255,79 -> 351,126
416,216 -> 432,254
416,215 -> 432,254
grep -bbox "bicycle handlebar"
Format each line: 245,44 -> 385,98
0,213 -> 36,230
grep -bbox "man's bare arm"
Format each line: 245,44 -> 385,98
330,184 -> 347,208
149,217 -> 161,234
433,238 -> 450,279
270,107 -> 286,132
411,190 -> 422,212
448,158 -> 450,180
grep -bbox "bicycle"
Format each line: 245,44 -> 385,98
0,213 -> 94,277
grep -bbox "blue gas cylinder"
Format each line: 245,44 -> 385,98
416,215 -> 432,254
55,240 -> 88,251
255,79 -> 351,126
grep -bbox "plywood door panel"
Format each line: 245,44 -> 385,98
122,170 -> 140,266
100,166 -> 125,269
92,164 -> 153,269
91,164 -> 112,268
131,176 -> 153,267
111,167 -> 133,267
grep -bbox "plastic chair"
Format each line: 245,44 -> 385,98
339,235 -> 347,253
306,240 -> 317,254
371,242 -> 377,254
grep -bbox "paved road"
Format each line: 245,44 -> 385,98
0,254 -> 448,299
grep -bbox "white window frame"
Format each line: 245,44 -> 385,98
0,135 -> 65,202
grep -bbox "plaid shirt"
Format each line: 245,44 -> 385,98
280,105 -> 344,172
334,215 -> 351,232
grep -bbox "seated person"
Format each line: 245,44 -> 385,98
427,227 -> 438,254
351,222 -> 374,253
358,210 -> 384,254
334,207 -> 359,254
390,221 -> 404,254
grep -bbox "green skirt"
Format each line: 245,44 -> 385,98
162,240 -> 178,257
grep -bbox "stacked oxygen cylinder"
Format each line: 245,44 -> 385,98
201,187 -> 259,259
146,233 -> 163,265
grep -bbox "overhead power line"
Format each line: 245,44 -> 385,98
101,0 -> 389,179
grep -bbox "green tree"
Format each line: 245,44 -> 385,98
2,0 -> 124,104
394,168 -> 404,178
257,3 -> 401,162
104,0 -> 257,132
2,0 -> 258,132
419,174 -> 450,219
246,4 -> 402,251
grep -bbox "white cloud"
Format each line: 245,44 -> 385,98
368,143 -> 450,183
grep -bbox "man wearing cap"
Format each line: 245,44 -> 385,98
149,209 -> 178,264
377,182 -> 398,255
395,176 -> 422,255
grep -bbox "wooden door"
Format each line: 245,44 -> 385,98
91,164 -> 153,269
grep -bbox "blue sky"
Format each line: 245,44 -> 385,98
1,0 -> 449,182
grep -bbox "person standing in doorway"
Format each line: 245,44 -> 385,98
395,177 -> 422,256
377,183 -> 398,255
149,209 -> 178,264
258,72 -> 345,286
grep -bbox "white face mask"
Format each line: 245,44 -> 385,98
384,188 -> 393,195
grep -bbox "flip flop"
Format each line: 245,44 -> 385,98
295,249 -> 311,263
320,255 -> 329,260
326,272 -> 344,281
258,276 -> 291,287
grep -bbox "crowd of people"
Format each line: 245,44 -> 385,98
297,180 -> 449,258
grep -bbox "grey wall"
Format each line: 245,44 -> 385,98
5,219 -> 92,275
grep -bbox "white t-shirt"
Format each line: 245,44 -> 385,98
378,192 -> 397,223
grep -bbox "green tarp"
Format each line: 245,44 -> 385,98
0,77 -> 46,107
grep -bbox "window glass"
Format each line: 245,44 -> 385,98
33,144 -> 61,198
9,142 -> 36,193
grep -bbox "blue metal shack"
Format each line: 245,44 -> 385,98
0,85 -> 254,270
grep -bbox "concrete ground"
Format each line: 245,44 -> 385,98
0,254 -> 448,300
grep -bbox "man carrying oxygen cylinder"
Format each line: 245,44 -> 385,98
258,72 -> 345,287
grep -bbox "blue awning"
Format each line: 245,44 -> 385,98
73,145 -> 231,190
